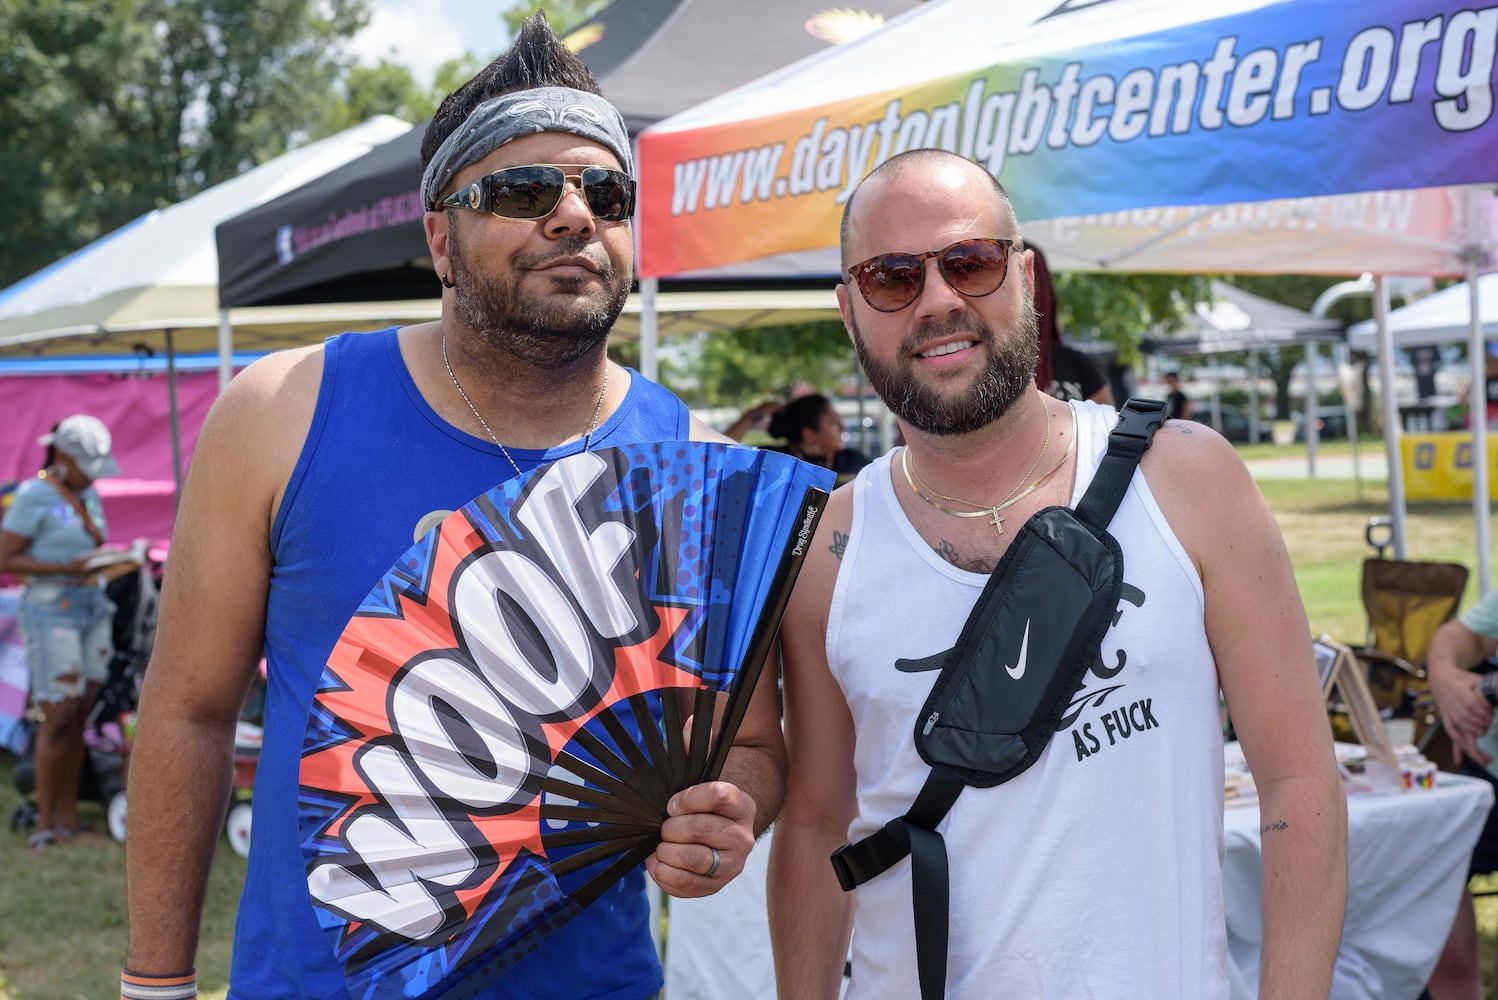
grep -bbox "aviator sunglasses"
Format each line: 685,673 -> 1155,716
439,164 -> 636,222
846,237 -> 1017,313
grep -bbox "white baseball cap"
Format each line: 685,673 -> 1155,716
39,414 -> 122,481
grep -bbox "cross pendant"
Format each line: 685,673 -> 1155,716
988,508 -> 1005,535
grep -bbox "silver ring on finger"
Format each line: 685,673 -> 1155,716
704,847 -> 721,878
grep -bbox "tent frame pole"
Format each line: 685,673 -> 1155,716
218,308 -> 234,392
1465,187 -> 1492,593
1304,341 -> 1319,478
1374,276 -> 1408,561
640,278 -> 659,383
165,328 -> 184,506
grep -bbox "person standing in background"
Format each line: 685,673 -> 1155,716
1029,244 -> 1112,406
1164,370 -> 1194,420
0,415 -> 121,851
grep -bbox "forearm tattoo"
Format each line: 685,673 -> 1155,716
1260,819 -> 1289,835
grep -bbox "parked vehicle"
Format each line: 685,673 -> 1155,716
1294,407 -> 1351,441
1190,404 -> 1254,443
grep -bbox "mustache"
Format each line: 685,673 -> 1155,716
901,315 -> 993,356
517,238 -> 614,277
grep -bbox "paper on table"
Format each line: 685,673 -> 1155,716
84,539 -> 148,572
84,550 -> 141,572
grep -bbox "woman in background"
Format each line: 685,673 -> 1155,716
0,415 -> 121,850
767,394 -> 869,487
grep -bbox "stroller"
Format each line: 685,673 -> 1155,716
9,546 -> 162,841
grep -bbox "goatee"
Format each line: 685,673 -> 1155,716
448,226 -> 630,367
851,297 -> 1040,436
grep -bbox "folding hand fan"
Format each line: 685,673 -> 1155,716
297,442 -> 834,999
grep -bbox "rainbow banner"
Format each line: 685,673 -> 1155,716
637,0 -> 1498,277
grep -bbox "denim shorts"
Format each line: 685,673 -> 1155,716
18,583 -> 115,705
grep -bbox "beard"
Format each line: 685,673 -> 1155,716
447,225 -> 631,367
850,295 -> 1040,436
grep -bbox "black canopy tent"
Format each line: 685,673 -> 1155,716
214,0 -> 921,311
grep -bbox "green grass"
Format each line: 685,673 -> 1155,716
1256,475 -> 1494,643
0,457 -> 1495,997
0,751 -> 245,1000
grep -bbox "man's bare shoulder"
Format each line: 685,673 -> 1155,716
1140,416 -> 1270,562
194,345 -> 326,500
1141,415 -> 1248,481
206,345 -> 323,440
221,343 -> 325,409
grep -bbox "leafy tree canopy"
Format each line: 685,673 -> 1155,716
0,0 -> 382,286
503,1 -> 612,37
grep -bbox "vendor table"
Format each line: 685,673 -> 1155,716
664,751 -> 1495,1000
1224,768 -> 1492,999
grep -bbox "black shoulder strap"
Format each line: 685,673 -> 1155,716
827,397 -> 1169,1000
1074,397 -> 1168,530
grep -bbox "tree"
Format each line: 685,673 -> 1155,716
614,321 -> 858,408
670,321 -> 858,408
0,0 -> 371,288
324,60 -> 434,134
1053,272 -> 1211,367
323,54 -> 489,134
502,1 -> 612,38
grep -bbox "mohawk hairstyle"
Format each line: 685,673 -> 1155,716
420,12 -> 605,171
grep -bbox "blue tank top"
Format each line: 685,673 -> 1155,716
230,327 -> 689,999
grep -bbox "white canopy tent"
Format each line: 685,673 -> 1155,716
0,115 -> 412,359
1348,272 -> 1498,351
634,0 -> 1498,586
0,115 -> 412,490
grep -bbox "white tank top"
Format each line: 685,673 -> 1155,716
828,401 -> 1229,1000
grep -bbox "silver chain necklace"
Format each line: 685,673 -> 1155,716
441,330 -> 609,478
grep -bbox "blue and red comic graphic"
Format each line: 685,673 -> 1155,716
297,442 -> 832,998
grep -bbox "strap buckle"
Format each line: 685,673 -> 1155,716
1111,397 -> 1168,440
830,843 -> 860,892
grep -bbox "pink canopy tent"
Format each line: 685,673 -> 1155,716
2,365 -> 223,546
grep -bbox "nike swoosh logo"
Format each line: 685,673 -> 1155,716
1005,620 -> 1031,680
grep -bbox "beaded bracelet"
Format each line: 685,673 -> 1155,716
120,967 -> 197,999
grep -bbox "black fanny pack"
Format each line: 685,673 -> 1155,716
829,398 -> 1167,1000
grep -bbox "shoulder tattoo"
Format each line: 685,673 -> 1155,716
829,529 -> 848,561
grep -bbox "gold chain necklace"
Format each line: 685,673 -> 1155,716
901,404 -> 1078,536
913,399 -> 1050,510
441,330 -> 609,478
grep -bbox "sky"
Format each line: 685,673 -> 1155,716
352,0 -> 524,86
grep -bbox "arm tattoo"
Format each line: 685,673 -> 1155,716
829,530 -> 848,561
1260,819 -> 1289,834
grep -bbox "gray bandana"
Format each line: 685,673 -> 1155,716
421,87 -> 634,210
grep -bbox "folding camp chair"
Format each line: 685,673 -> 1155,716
1333,519 -> 1470,759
